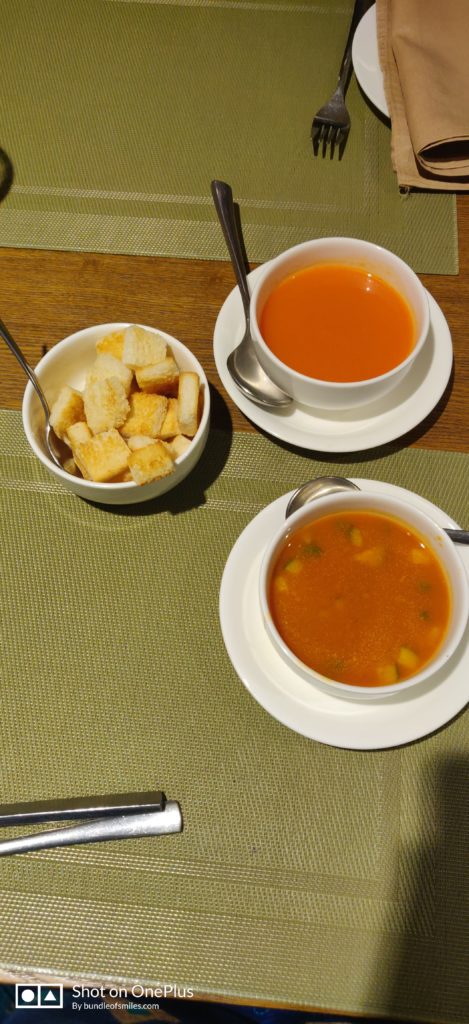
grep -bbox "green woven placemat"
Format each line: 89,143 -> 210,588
0,0 -> 457,274
1,410 -> 468,1022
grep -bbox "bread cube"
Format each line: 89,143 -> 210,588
177,372 -> 200,437
126,435 -> 156,452
165,433 -> 192,459
87,353 -> 133,396
158,398 -> 181,439
120,392 -> 168,438
128,441 -> 175,485
136,356 -> 179,395
96,330 -> 125,360
74,429 -> 130,483
122,325 -> 167,369
108,469 -> 133,482
84,377 -> 130,434
65,420 -> 92,448
49,386 -> 85,440
63,456 -> 79,476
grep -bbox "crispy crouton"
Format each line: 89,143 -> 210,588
177,372 -> 200,437
126,434 -> 156,452
128,441 -> 174,485
158,398 -> 181,439
165,433 -> 192,459
63,456 -> 79,476
65,420 -> 92,448
136,356 -> 179,395
87,353 -> 133,396
120,392 -> 168,438
84,377 -> 130,434
108,469 -> 133,482
96,330 -> 125,360
122,325 -> 167,369
50,386 -> 85,440
74,429 -> 130,483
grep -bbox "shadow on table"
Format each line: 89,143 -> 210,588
367,754 -> 469,1023
386,365 -> 454,453
98,383 -> 234,518
0,150 -> 14,202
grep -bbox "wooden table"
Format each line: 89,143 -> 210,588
0,199 -> 468,453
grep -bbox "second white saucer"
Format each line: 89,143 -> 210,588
219,481 -> 468,749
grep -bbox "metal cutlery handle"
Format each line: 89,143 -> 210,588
445,528 -> 469,545
0,318 -> 50,421
211,180 -> 251,321
0,790 -> 165,827
0,803 -> 182,857
337,0 -> 370,92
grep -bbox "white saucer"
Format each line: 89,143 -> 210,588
213,266 -> 453,453
219,480 -> 468,750
352,4 -> 389,118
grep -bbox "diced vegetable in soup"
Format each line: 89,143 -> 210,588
269,510 -> 451,687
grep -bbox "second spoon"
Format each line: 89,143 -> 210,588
285,475 -> 469,545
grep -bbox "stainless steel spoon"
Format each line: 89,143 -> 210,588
285,475 -> 469,544
0,319 -> 64,468
211,180 -> 292,408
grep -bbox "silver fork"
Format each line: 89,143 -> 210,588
312,0 -> 369,157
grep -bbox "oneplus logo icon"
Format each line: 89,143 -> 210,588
15,984 -> 63,1009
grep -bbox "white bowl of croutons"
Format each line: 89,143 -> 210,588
22,323 -> 210,505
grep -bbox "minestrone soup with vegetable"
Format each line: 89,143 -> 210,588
268,509 -> 451,687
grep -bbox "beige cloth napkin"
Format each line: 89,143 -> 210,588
376,0 -> 469,189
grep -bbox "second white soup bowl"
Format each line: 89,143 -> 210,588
259,490 -> 468,701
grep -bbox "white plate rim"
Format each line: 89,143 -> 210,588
213,266 -> 453,453
219,480 -> 468,750
352,4 -> 389,118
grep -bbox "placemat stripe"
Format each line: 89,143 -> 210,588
0,0 -> 457,272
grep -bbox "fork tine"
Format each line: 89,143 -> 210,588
329,127 -> 339,159
311,119 -> 350,159
337,127 -> 349,160
311,122 -> 322,155
321,124 -> 331,158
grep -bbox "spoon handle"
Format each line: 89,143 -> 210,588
445,529 -> 469,545
0,318 -> 50,419
211,180 -> 251,320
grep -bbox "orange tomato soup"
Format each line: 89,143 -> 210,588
269,510 -> 451,687
259,263 -> 415,382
